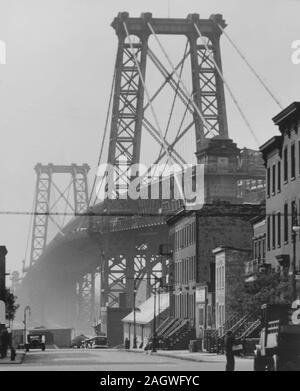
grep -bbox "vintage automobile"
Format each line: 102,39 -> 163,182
25,333 -> 46,352
83,336 -> 109,349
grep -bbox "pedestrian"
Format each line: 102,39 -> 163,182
124,337 -> 130,350
0,327 -> 9,358
224,330 -> 235,371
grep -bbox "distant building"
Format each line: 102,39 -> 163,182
100,306 -> 131,347
260,102 -> 300,274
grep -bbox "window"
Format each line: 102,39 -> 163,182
272,165 -> 276,194
267,167 -> 271,196
222,266 -> 225,288
277,161 -> 281,192
299,141 -> 300,176
277,212 -> 281,247
262,238 -> 266,261
291,144 -> 296,179
272,213 -> 276,249
267,216 -> 271,250
292,200 -> 296,229
284,147 -> 288,182
284,203 -> 289,243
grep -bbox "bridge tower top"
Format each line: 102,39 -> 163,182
111,12 -> 227,38
27,163 -> 90,270
105,12 -> 229,199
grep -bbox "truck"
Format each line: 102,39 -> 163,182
253,301 -> 300,371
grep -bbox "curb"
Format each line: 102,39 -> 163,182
0,352 -> 26,365
118,349 -> 215,363
118,349 -> 253,364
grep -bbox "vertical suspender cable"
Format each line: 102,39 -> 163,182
217,23 -> 283,110
193,23 -> 260,147
123,22 -> 186,206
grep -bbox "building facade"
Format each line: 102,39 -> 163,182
168,203 -> 263,338
213,246 -> 251,332
260,102 -> 300,277
245,214 -> 268,279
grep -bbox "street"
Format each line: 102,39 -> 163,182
0,349 -> 253,371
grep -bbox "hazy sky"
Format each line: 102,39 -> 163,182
0,0 -> 299,273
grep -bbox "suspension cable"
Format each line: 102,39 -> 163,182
88,66 -> 116,207
123,22 -> 186,205
217,23 -> 283,110
193,23 -> 260,147
161,99 -> 192,176
153,41 -> 189,178
23,189 -> 37,269
147,22 -> 213,141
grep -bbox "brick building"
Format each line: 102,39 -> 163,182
259,102 -> 300,277
244,214 -> 268,280
213,246 -> 251,332
168,203 -> 263,338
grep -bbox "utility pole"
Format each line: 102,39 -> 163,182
23,305 -> 31,346
152,277 -> 157,353
0,246 -> 8,328
0,246 -> 7,302
133,280 -> 137,349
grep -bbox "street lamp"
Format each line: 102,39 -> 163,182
152,279 -> 157,353
133,281 -> 137,349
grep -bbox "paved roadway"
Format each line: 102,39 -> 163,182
0,348 -> 252,371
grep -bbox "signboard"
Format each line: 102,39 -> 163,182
195,287 -> 206,303
0,300 -> 5,324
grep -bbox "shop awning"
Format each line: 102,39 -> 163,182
122,292 -> 169,325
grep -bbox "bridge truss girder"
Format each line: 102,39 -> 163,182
75,225 -> 170,328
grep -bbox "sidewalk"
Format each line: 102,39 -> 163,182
123,348 -> 253,364
0,350 -> 25,365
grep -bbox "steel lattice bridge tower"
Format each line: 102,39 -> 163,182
20,13 -> 265,333
108,12 -> 228,194
28,163 -> 90,268
91,12 -> 229,321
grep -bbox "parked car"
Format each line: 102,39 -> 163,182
85,336 -> 109,349
71,334 -> 88,349
25,334 -> 46,352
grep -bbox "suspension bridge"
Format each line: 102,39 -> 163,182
15,12 -> 277,333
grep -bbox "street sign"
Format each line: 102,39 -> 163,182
196,287 -> 206,303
